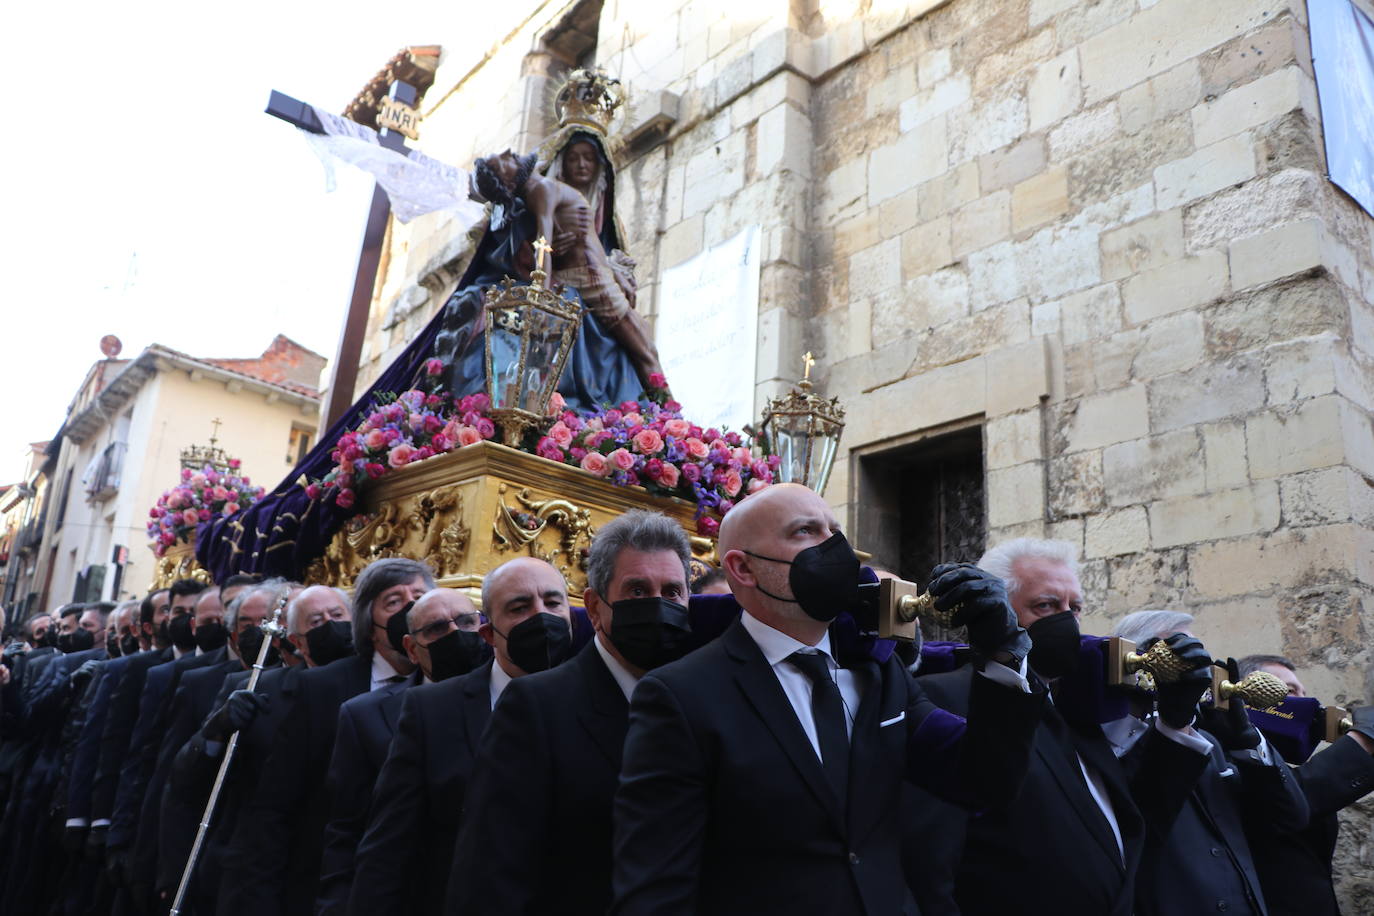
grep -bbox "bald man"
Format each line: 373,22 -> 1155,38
611,483 -> 1044,915
351,559 -> 566,916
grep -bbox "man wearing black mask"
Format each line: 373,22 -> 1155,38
222,558 -> 431,916
903,538 -> 1214,916
351,559 -> 562,916
317,588 -> 480,915
450,512 -> 693,915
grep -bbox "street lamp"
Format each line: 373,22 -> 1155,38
759,352 -> 846,495
483,237 -> 583,448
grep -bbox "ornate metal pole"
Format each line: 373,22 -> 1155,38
168,588 -> 289,915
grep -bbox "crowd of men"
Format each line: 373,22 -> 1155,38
0,481 -> 1370,915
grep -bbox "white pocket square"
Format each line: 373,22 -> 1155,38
880,711 -> 906,728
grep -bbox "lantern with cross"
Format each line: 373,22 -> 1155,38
482,237 -> 584,448
759,352 -> 846,495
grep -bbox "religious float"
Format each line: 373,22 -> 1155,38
148,67 -> 847,599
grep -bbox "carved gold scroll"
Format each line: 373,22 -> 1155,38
306,441 -> 717,600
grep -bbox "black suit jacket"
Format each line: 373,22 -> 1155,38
1247,735 -> 1374,916
65,653 -> 134,822
219,653 -> 371,916
448,644 -> 630,915
315,673 -> 417,916
1134,730 -> 1309,916
350,662 -> 493,916
153,656 -> 244,892
91,647 -> 170,825
610,619 -> 1044,916
905,666 -> 1208,916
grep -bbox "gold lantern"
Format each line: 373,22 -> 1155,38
483,238 -> 583,447
759,353 -> 846,495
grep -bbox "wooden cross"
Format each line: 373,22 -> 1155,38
802,351 -> 815,381
532,235 -> 552,275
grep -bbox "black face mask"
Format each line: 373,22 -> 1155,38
236,624 -> 280,669
156,619 -> 171,648
494,613 -> 572,674
607,597 -> 693,671
38,628 -> 58,649
383,603 -> 414,655
305,619 -> 355,667
168,614 -> 197,652
194,621 -> 229,654
1027,611 -> 1082,681
745,531 -> 861,623
425,629 -> 491,682
118,634 -> 141,658
107,634 -> 122,658
58,628 -> 95,654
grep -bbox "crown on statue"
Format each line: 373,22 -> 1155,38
553,68 -> 624,137
179,420 -> 236,474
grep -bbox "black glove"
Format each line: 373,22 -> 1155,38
85,823 -> 108,862
104,844 -> 129,887
201,689 -> 269,743
69,658 -> 101,688
1347,706 -> 1374,744
62,824 -> 88,854
928,563 -> 1030,666
1198,657 -> 1262,750
1151,634 -> 1213,729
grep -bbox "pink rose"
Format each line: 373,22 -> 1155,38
697,516 -> 720,536
622,412 -> 644,428
549,421 -> 574,449
476,418 -> 496,439
536,437 -> 565,462
718,499 -> 735,514
190,473 -> 207,488
620,401 -> 640,413
198,508 -> 211,521
305,483 -> 321,500
747,478 -> 769,494
457,426 -> 483,447
603,409 -> 623,426
423,414 -> 444,434
180,468 -> 192,481
210,486 -> 229,502
182,509 -> 199,526
723,469 -> 743,498
365,463 -> 386,479
732,447 -> 752,465
632,428 -> 664,455
659,463 -> 680,488
224,501 -> 240,514
644,458 -> 664,480
608,448 -> 635,471
469,392 -> 491,411
580,452 -> 609,476
663,419 -> 690,439
648,372 -> 668,389
681,462 -> 701,483
160,531 -> 176,546
413,447 -> 435,461
725,432 -> 743,446
336,488 -> 356,509
388,444 -> 416,467
431,433 -> 452,452
228,458 -> 241,469
425,358 -> 444,376
548,392 -> 566,414
685,437 -> 709,459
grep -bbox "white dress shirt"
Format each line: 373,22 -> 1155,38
489,659 -> 513,709
593,634 -> 641,702
369,652 -> 403,692
739,612 -> 862,761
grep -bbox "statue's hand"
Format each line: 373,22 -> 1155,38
552,230 -> 579,257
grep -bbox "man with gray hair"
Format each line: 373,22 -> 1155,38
1112,610 -> 1308,916
223,558 -> 432,916
449,510 -> 693,915
904,540 -> 1216,916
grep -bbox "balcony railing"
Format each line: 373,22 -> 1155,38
86,441 -> 127,501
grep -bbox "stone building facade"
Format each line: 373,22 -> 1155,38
350,0 -> 1372,900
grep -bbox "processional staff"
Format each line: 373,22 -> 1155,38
169,588 -> 290,916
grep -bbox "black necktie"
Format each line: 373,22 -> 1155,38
788,650 -> 850,809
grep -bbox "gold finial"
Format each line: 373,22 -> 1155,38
802,351 -> 815,381
532,236 -> 552,275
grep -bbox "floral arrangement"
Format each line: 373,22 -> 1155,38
304,368 -> 776,535
147,461 -> 265,556
533,374 -> 778,535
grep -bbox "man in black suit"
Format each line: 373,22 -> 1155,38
351,558 -> 564,916
1114,612 -> 1309,916
450,510 -> 696,915
612,484 -> 1045,916
903,539 -> 1214,916
220,558 -> 431,916
316,587 -> 481,915
153,579 -> 286,907
1237,654 -> 1374,916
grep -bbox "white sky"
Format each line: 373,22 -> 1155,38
0,0 -> 503,483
